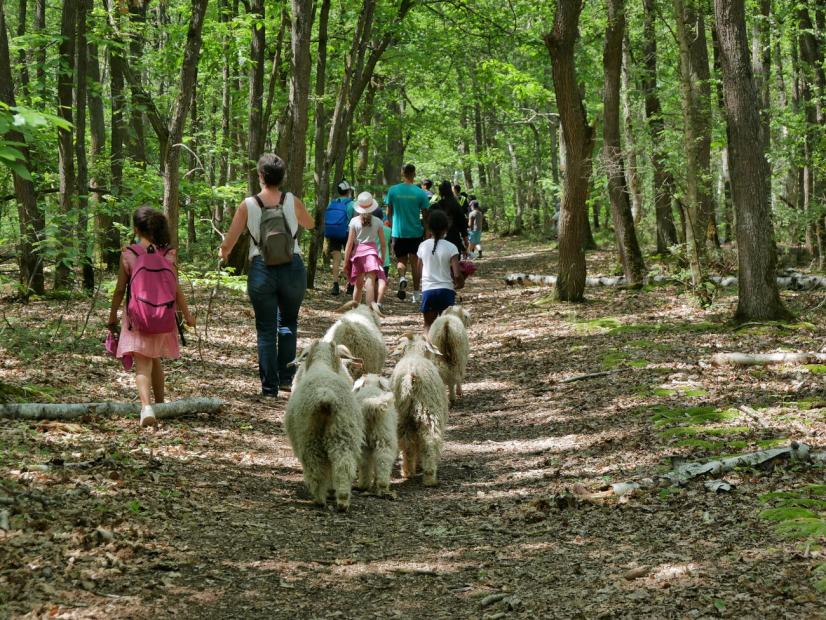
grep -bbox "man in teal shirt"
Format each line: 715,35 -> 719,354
386,163 -> 429,303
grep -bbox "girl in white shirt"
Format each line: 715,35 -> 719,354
416,209 -> 464,329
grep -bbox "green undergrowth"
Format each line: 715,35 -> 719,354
601,351 -> 650,369
759,485 -> 826,591
804,364 -> 826,375
569,315 -> 720,337
0,320 -> 101,362
651,405 -> 786,455
0,381 -> 60,404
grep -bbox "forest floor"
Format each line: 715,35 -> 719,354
1,235 -> 826,619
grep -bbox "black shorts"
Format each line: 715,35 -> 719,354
392,236 -> 424,260
326,237 -> 347,253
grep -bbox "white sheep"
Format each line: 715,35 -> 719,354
285,340 -> 364,512
390,334 -> 449,487
322,302 -> 387,377
352,374 -> 398,497
428,305 -> 470,404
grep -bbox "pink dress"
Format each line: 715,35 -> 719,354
346,242 -> 388,285
116,247 -> 180,360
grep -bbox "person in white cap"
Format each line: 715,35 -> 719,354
343,191 -> 388,310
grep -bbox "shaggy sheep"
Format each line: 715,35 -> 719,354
322,303 -> 387,377
352,374 -> 398,497
285,340 -> 364,512
390,334 -> 449,487
428,305 -> 470,404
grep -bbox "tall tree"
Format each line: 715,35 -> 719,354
642,0 -> 677,254
621,34 -> 643,225
282,0 -> 313,196
54,0 -> 78,289
544,1 -> 594,302
247,0 -> 265,195
603,0 -> 645,286
0,0 -> 44,294
75,0 -> 93,291
87,31 -> 113,271
161,0 -> 210,247
713,0 -> 790,321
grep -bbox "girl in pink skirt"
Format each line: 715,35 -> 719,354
343,192 -> 387,310
107,207 -> 195,427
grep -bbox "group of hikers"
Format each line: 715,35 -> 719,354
106,154 -> 483,427
323,165 -> 484,309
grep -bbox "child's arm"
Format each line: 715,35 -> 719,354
377,225 -> 386,265
450,255 -> 465,290
107,256 -> 128,333
171,253 -> 196,327
342,226 -> 356,266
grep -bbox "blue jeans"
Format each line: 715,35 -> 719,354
247,255 -> 307,394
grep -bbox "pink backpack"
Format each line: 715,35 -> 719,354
126,244 -> 178,334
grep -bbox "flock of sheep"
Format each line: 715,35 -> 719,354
284,303 -> 471,512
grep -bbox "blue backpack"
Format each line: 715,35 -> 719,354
324,198 -> 350,239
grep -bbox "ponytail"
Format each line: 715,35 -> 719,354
432,238 -> 439,255
427,209 -> 449,255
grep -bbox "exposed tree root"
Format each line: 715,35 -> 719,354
0,397 -> 225,420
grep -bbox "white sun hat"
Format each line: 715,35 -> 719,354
354,191 -> 379,214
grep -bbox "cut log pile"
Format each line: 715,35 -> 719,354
504,271 -> 826,290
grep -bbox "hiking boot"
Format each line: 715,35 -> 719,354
140,405 -> 157,428
331,281 -> 340,296
346,283 -> 354,296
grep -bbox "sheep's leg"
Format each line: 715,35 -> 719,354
420,433 -> 443,487
331,453 -> 358,512
456,381 -> 463,398
448,381 -> 457,405
355,447 -> 371,491
400,436 -> 419,479
374,444 -> 397,498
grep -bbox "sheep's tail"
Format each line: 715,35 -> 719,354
399,370 -> 417,401
441,321 -> 455,365
310,390 -> 337,435
414,401 -> 440,436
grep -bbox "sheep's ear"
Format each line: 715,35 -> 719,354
369,301 -> 385,319
392,341 -> 407,356
336,344 -> 355,359
288,347 -> 308,368
379,377 -> 391,391
352,377 -> 365,391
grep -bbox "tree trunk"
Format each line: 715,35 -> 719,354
507,142 -> 523,235
0,0 -> 44,294
472,71 -> 488,190
34,0 -> 45,98
642,0 -> 677,254
87,35 -> 117,271
15,0 -> 28,97
544,2 -> 594,302
283,0 -> 313,197
621,34 -> 643,225
604,0 -> 645,286
54,0 -> 78,290
127,1 -> 148,167
549,113 -> 560,216
162,0 -> 209,248
713,0 -> 791,321
107,26 -> 127,269
75,0 -> 93,291
751,0 -> 771,147
247,0 -> 265,196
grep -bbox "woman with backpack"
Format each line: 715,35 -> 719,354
324,181 -> 354,296
431,180 -> 469,258
219,153 -> 315,398
107,207 -> 195,427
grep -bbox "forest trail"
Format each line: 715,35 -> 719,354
1,236 -> 825,619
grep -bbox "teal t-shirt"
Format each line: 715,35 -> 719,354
387,182 -> 429,238
346,200 -> 356,220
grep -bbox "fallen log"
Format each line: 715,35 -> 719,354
710,352 -> 826,367
504,271 -> 826,291
0,397 -> 225,420
664,442 -> 816,484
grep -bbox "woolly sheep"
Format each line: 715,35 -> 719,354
322,303 -> 387,378
390,334 -> 449,487
352,374 -> 398,497
285,340 -> 364,512
428,305 -> 470,404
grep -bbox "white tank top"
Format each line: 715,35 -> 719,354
245,192 -> 301,259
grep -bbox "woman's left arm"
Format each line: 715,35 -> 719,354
293,196 -> 315,229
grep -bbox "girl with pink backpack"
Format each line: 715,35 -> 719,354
107,207 -> 195,427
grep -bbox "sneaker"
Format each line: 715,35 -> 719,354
397,276 -> 408,300
411,291 -> 419,305
331,281 -> 340,296
346,283 -> 355,296
140,405 -> 157,428
279,384 -> 292,394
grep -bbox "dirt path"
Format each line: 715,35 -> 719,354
1,236 -> 825,618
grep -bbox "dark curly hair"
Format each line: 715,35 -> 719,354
133,206 -> 171,248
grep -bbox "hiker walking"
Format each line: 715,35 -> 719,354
324,180 -> 353,296
468,199 -> 484,258
432,180 -> 469,257
219,154 -> 315,398
386,163 -> 430,305
107,207 -> 195,427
